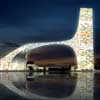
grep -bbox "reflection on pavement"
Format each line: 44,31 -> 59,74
0,72 -> 93,100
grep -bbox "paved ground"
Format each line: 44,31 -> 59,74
0,72 -> 99,100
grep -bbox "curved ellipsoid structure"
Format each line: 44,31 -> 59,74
0,8 -> 94,71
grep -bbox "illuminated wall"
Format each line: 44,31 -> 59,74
0,8 -> 94,71
70,8 -> 94,70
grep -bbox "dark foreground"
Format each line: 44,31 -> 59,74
0,71 -> 99,100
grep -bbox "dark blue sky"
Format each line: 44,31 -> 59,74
0,0 -> 100,52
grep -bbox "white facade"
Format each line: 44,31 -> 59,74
0,8 -> 94,71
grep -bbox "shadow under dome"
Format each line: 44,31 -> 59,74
12,72 -> 77,98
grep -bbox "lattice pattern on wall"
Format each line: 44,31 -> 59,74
75,8 -> 94,70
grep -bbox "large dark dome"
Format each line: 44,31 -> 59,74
26,44 -> 77,67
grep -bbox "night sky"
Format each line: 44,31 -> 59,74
0,0 -> 99,53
